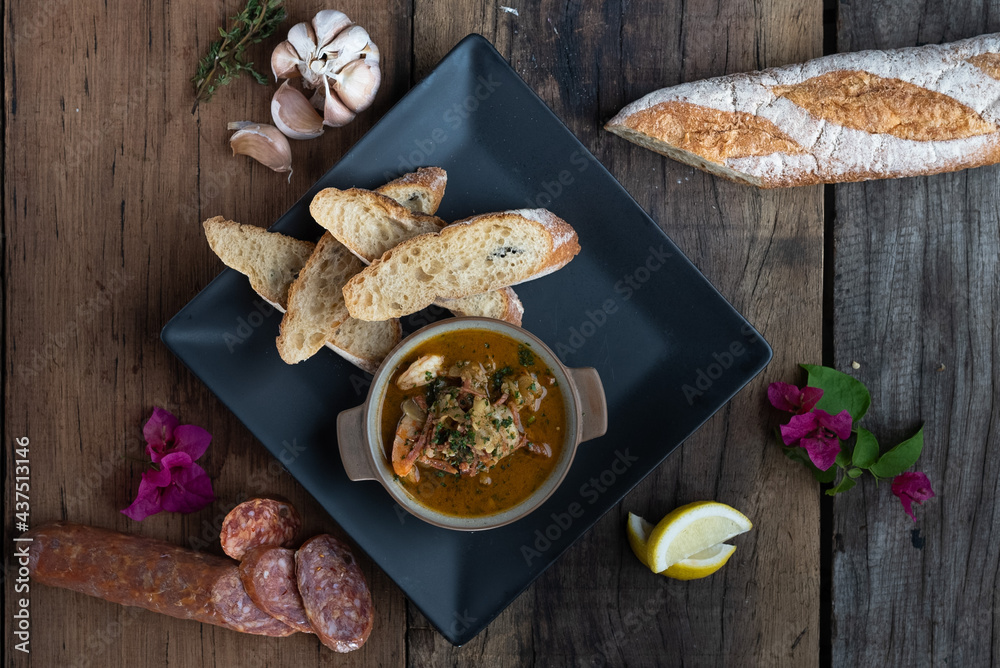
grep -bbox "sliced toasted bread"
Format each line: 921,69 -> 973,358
374,167 -> 447,215
343,209 -> 580,321
438,288 -> 524,325
312,183 -> 525,325
203,216 -> 315,308
326,318 -> 402,374
277,233 -> 366,364
309,187 -> 447,264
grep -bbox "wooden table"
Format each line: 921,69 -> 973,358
4,0 -> 997,665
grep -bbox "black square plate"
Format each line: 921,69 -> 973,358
162,34 -> 772,645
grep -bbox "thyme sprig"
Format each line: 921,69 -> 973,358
191,0 -> 286,109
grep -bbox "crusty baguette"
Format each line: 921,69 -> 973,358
374,167 -> 447,215
342,209 -> 579,321
203,216 -> 314,308
203,218 -> 399,371
606,33 -> 1000,187
311,184 -> 524,326
309,187 -> 446,263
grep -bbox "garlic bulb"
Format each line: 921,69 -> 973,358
269,10 -> 381,132
228,122 -> 293,180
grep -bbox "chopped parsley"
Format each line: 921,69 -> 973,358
518,344 -> 535,367
527,415 -> 536,426
491,366 -> 513,393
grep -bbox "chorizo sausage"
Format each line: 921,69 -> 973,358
220,498 -> 302,560
239,546 -> 313,634
25,522 -> 295,636
295,535 -> 374,652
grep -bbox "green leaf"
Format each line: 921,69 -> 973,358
800,364 -> 871,421
847,467 -> 864,479
825,475 -> 857,496
835,450 -> 851,468
851,427 -> 879,469
869,426 -> 924,479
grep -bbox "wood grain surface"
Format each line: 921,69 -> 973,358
831,2 -> 1000,667
2,0 -> 991,666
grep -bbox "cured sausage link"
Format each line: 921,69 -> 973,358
26,522 -> 295,637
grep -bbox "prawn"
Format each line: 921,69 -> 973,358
396,354 -> 445,390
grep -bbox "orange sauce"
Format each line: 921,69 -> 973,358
379,329 -> 566,517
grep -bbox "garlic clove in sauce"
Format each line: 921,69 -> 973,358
227,122 -> 293,180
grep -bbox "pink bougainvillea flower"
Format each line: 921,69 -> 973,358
768,382 -> 824,415
780,408 -> 852,471
891,471 -> 935,521
143,407 -> 211,464
122,407 -> 214,521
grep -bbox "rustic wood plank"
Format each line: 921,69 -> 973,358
832,3 -> 1000,666
408,1 -> 823,666
3,0 -> 409,665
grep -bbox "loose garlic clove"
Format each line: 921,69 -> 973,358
271,41 -> 302,81
332,60 -> 381,113
312,10 -> 352,47
228,122 -> 293,180
271,82 -> 324,140
321,78 -> 357,127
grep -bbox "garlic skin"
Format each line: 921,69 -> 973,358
270,10 -> 381,130
228,122 -> 293,180
271,81 -> 325,140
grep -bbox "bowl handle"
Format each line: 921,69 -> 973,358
568,367 -> 608,443
336,405 -> 377,481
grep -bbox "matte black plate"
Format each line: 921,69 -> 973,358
163,34 -> 772,645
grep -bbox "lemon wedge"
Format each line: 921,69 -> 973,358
627,511 -> 741,579
645,501 -> 751,574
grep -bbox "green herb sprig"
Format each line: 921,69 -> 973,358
191,0 -> 286,109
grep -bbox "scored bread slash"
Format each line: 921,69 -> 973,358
203,216 -> 315,309
310,182 -> 525,326
295,535 -> 374,653
220,498 -> 303,561
374,166 -> 447,215
342,208 -> 580,321
277,233 -> 367,364
239,546 -> 314,634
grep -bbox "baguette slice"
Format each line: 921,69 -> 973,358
203,218 -> 400,371
309,187 -> 447,263
374,167 -> 447,215
203,216 -> 315,308
342,209 -> 579,321
277,233 -> 365,363
310,185 -> 525,325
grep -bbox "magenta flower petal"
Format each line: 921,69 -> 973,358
768,382 -> 825,414
815,409 -> 853,440
799,387 -> 824,413
158,450 -> 194,470
121,476 -> 165,521
892,471 -> 935,521
142,464 -> 173,488
780,412 -> 819,445
159,462 -> 214,513
800,436 -> 840,470
143,407 -> 179,452
171,424 -> 212,461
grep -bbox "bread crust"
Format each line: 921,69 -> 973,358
606,32 -> 1000,187
375,167 -> 447,215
